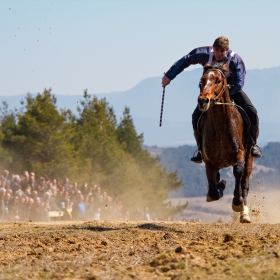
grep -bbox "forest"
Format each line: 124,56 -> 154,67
0,89 -> 187,219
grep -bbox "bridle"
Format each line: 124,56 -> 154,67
203,68 -> 234,106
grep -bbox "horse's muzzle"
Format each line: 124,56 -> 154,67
198,97 -> 210,112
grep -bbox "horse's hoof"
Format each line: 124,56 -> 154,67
206,194 -> 215,202
240,214 -> 251,223
240,205 -> 251,223
206,190 -> 220,202
232,197 -> 244,212
232,202 -> 244,212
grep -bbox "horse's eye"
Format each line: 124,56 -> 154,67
216,80 -> 221,84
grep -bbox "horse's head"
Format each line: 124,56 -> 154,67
198,62 -> 230,112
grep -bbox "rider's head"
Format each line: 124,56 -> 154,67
213,36 -> 229,61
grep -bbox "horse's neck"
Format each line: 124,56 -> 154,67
208,90 -> 236,129
222,88 -> 232,104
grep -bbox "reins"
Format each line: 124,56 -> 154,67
204,67 -> 250,122
200,66 -> 260,157
206,68 -> 235,106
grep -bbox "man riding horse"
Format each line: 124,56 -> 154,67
161,36 -> 261,162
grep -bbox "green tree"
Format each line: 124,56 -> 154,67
115,105 -> 185,217
1,89 -> 75,178
0,90 -> 186,218
73,91 -> 121,181
0,101 -> 14,170
117,107 -> 144,157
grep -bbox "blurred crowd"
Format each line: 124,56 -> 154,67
0,170 -> 152,222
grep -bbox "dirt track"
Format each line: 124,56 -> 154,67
1,221 -> 280,280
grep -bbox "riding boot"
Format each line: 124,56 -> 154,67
250,125 -> 262,158
190,130 -> 203,164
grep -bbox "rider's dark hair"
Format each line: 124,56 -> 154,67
213,36 -> 229,51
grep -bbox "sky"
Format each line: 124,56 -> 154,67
1,0 -> 280,96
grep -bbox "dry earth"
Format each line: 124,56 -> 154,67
1,220 -> 280,280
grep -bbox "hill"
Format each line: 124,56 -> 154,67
1,66 -> 280,147
145,142 -> 280,198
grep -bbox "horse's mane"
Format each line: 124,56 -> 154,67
203,62 -> 230,78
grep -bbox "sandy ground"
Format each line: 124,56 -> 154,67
1,220 -> 280,280
1,190 -> 280,279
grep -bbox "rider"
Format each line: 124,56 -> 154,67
161,36 -> 262,163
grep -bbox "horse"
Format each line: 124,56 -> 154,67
197,62 -> 253,223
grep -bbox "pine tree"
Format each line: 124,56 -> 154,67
0,90 -> 186,218
0,89 -> 75,177
117,107 -> 143,156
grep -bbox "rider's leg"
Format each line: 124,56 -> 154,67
230,90 -> 262,158
191,106 -> 203,163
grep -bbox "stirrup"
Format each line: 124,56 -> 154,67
250,144 -> 262,158
191,149 -> 203,163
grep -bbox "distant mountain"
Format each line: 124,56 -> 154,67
1,66 -> 279,147
146,142 -> 280,198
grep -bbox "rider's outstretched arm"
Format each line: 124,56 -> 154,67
164,46 -> 210,81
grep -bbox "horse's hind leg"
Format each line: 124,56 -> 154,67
240,155 -> 253,223
232,149 -> 245,212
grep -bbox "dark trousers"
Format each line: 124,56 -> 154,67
192,90 -> 259,130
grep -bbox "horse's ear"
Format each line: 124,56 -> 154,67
203,63 -> 212,74
221,63 -> 231,77
221,64 -> 228,72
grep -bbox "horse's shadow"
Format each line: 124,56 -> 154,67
80,223 -> 184,233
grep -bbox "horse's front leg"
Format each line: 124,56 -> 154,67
240,154 -> 253,223
232,149 -> 245,212
205,162 -> 223,202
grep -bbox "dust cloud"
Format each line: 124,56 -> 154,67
168,187 -> 280,224
249,188 -> 280,223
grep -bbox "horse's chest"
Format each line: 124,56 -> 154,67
201,112 -> 243,166
203,135 -> 239,167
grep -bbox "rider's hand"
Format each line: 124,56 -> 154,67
162,75 -> 170,87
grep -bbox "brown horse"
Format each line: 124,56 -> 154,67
197,62 -> 253,223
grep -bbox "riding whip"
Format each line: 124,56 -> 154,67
159,86 -> 165,127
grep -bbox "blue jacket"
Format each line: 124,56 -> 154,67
165,46 -> 246,95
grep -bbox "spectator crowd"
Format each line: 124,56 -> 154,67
0,170 -> 152,222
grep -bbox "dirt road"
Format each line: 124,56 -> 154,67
1,221 -> 280,279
